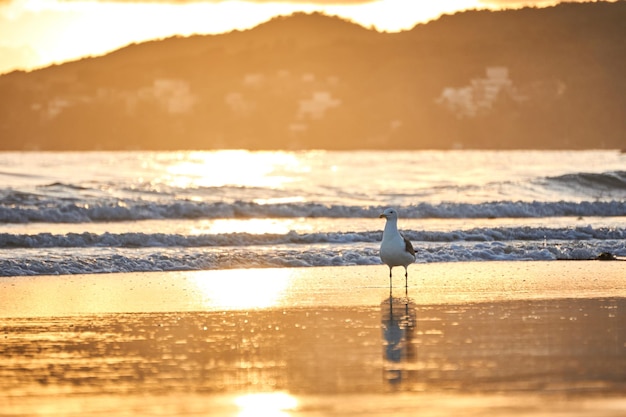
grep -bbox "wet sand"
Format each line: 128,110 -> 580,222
1,261 -> 626,416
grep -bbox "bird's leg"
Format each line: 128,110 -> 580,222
404,268 -> 408,297
404,269 -> 409,293
389,267 -> 393,293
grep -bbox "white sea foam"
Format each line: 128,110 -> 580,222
2,200 -> 626,223
1,238 -> 624,276
1,225 -> 625,249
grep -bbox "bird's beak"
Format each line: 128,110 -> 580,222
379,213 -> 386,219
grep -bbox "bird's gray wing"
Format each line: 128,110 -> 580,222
403,235 -> 416,256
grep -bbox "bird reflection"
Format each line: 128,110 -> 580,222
381,286 -> 417,387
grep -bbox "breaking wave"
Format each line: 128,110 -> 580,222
2,200 -> 626,223
1,225 -> 624,276
1,226 -> 625,249
546,170 -> 626,191
1,239 -> 624,276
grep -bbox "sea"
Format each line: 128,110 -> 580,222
1,149 -> 625,276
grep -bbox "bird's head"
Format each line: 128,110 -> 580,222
379,208 -> 398,220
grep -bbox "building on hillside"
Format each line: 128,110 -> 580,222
436,67 -> 525,118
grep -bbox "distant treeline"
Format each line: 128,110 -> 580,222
0,1 -> 624,150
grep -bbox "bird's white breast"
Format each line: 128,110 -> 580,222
380,232 -> 414,267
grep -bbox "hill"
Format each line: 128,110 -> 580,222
0,2 -> 624,150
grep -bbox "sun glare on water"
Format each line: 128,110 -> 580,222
163,150 -> 306,189
190,218 -> 313,235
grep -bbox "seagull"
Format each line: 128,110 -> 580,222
379,208 -> 416,290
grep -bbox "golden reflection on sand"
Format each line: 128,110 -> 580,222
234,392 -> 298,417
190,268 -> 294,310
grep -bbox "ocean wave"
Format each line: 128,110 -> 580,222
545,170 -> 626,191
1,240 -> 624,276
1,226 -> 624,249
38,182 -> 92,191
2,200 -> 626,223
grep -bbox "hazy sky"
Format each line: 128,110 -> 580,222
0,0 -> 599,74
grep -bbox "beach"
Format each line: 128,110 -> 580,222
2,261 -> 625,416
1,150 -> 626,415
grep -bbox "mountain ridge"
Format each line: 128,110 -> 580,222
1,2 -> 624,150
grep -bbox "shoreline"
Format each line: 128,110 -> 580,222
2,260 -> 626,416
1,260 -> 625,318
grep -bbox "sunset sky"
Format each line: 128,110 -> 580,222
0,0 -> 601,75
